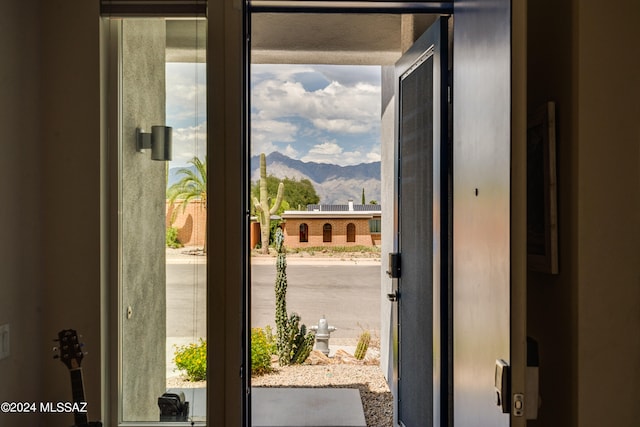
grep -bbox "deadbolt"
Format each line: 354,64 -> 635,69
387,290 -> 399,302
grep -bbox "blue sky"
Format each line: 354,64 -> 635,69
166,63 -> 381,167
166,63 -> 207,168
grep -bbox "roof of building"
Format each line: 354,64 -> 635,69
282,203 -> 382,219
306,203 -> 381,212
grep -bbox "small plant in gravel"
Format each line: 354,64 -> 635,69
274,228 -> 315,366
354,330 -> 371,360
252,327 -> 276,376
173,339 -> 207,381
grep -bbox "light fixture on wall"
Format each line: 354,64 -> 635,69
136,126 -> 173,161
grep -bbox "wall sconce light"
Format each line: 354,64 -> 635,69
136,126 -> 173,161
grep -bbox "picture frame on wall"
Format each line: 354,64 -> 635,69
527,101 -> 559,274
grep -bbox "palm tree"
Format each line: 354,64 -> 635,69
167,156 -> 207,251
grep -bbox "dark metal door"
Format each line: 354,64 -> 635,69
395,17 -> 449,427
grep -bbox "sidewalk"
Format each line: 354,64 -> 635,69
166,247 -> 382,266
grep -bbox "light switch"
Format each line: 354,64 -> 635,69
0,324 -> 9,360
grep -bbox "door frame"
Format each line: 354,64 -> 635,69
206,1 -> 527,425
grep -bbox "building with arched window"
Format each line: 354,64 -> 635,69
281,202 -> 381,248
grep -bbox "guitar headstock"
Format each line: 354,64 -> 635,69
53,329 -> 84,370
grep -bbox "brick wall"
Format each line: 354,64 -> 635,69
166,200 -> 206,247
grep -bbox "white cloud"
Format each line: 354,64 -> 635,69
166,63 -> 207,127
311,118 -> 372,134
308,141 -> 343,155
251,64 -> 317,83
171,122 -> 207,166
252,79 -> 380,135
366,151 -> 381,162
283,144 -> 299,158
301,141 -> 369,166
251,118 -> 298,156
249,64 -> 382,166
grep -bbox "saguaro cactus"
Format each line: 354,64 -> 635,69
253,153 -> 284,254
274,228 -> 314,365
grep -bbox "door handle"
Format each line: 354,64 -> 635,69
387,290 -> 399,302
386,253 -> 401,278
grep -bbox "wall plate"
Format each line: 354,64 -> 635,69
0,324 -> 9,360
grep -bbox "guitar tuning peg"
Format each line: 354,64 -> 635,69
53,338 -> 60,342
52,346 -> 58,352
53,355 -> 59,359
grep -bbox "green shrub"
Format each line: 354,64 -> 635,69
252,327 -> 275,376
166,226 -> 183,248
173,339 -> 206,381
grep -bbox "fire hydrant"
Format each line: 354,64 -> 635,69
310,315 -> 336,356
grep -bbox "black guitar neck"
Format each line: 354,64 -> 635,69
69,368 -> 89,426
54,329 -> 102,427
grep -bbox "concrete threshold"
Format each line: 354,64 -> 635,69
252,387 -> 367,427
165,387 -> 366,426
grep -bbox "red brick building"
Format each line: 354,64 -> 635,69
280,202 -> 381,248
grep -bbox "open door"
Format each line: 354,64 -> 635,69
452,0 -> 527,425
393,17 -> 450,427
393,0 -> 526,425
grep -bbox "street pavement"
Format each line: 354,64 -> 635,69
251,260 -> 381,338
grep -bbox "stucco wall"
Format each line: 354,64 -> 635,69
0,1 -> 42,425
167,200 -> 207,247
575,1 -> 640,425
528,1 -> 640,426
39,1 -> 103,426
121,19 -> 167,421
526,0 -> 578,425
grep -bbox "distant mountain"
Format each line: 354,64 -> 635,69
250,152 -> 381,205
168,152 -> 381,205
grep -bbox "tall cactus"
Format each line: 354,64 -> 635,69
253,153 -> 284,254
274,228 -> 314,365
274,228 -> 290,364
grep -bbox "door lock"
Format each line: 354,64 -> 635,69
386,253 -> 401,278
495,359 -> 510,413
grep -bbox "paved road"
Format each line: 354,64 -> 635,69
166,263 -> 207,338
251,263 -> 381,338
166,261 -> 381,340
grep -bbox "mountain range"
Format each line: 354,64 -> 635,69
168,152 -> 381,205
250,152 -> 381,205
